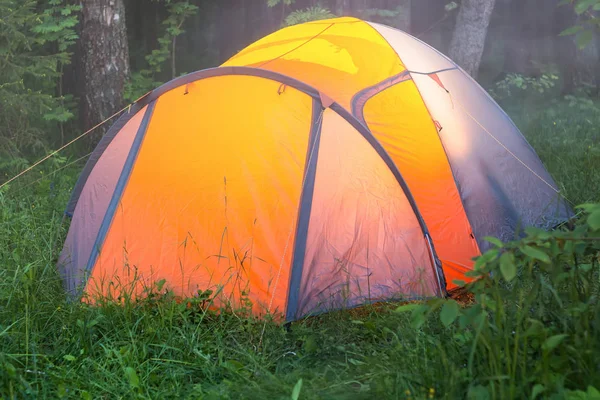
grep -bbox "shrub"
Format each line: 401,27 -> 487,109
398,204 -> 600,398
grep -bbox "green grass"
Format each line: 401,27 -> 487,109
509,95 -> 600,205
0,96 -> 599,399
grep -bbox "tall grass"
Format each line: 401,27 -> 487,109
0,97 -> 599,399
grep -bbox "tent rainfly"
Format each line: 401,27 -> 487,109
58,17 -> 572,321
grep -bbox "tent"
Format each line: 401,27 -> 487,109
57,17 -> 571,321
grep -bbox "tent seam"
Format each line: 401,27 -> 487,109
78,100 -> 156,299
362,20 -> 455,294
285,98 -> 324,322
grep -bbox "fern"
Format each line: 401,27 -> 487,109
283,6 -> 336,26
267,0 -> 294,7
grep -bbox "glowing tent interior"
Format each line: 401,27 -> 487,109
57,17 -> 571,321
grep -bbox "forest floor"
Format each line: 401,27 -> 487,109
0,96 -> 599,399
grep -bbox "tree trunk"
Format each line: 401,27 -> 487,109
500,0 -> 529,76
574,26 -> 600,94
553,3 -> 578,94
594,31 -> 600,95
351,0 -> 367,15
449,0 -> 497,78
335,0 -> 350,15
80,0 -> 130,144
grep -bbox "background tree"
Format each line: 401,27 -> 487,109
449,0 -> 497,77
335,0 -> 350,15
0,0 -> 80,175
79,0 -> 130,144
1,0 -> 599,181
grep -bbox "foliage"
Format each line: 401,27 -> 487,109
0,0 -> 80,180
267,0 -> 294,7
397,203 -> 600,399
123,0 -> 199,103
0,0 -> 599,398
559,0 -> 600,49
360,6 -> 411,29
0,100 -> 599,398
490,73 -> 560,101
283,6 -> 336,27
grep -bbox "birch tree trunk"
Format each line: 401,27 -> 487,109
449,0 -> 497,78
80,0 -> 130,143
351,0 -> 367,14
335,0 -> 350,15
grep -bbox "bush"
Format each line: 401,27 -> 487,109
398,204 -> 600,399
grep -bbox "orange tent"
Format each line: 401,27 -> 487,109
58,17 -> 571,321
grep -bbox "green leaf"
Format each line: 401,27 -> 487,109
525,319 -> 545,337
224,359 -> 244,371
587,210 -> 600,230
580,263 -> 593,272
542,334 -> 568,352
440,300 -> 460,327
409,304 -> 430,329
125,367 -> 140,389
576,203 -> 600,213
291,378 -> 303,400
575,0 -> 597,13
395,303 -> 421,313
303,335 -> 318,353
63,354 -> 75,361
474,249 -> 499,270
499,252 -> 517,282
484,236 -> 504,248
577,30 -> 594,49
531,384 -> 545,400
459,304 -> 483,328
521,246 -> 551,264
524,227 -> 552,239
587,386 -> 600,397
560,25 -> 584,36
468,385 -> 490,400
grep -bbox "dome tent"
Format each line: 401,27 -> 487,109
58,17 -> 571,321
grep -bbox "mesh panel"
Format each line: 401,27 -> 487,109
296,109 -> 437,318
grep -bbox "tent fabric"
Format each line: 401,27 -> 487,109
58,17 -> 572,321
58,106 -> 148,294
359,78 -> 480,290
223,16 -> 571,289
294,109 -> 438,319
367,23 -> 570,247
